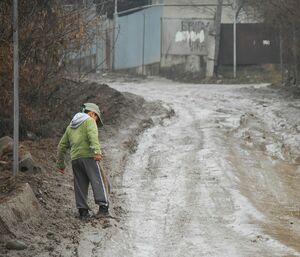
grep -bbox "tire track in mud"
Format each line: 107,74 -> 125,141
226,112 -> 300,253
81,80 -> 300,257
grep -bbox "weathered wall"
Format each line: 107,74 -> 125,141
161,0 -> 218,77
161,19 -> 211,77
160,0 -> 259,78
65,1 -> 261,77
162,19 -> 210,56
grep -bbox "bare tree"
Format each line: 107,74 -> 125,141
0,0 -> 101,137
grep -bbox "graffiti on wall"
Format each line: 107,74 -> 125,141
161,19 -> 210,55
175,20 -> 209,52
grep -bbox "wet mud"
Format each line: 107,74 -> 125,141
80,79 -> 300,257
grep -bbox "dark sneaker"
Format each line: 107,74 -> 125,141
79,208 -> 91,220
97,205 -> 109,217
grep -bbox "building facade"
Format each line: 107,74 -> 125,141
66,0 -> 280,79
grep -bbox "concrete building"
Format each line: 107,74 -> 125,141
66,0 -> 276,79
154,0 -> 234,77
161,0 -> 218,77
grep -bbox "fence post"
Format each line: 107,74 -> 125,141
96,16 -> 101,73
293,24 -> 298,84
142,10 -> 146,75
233,1 -> 237,79
13,0 -> 19,176
279,30 -> 284,84
113,0 -> 118,70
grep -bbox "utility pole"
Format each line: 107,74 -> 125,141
13,0 -> 19,176
96,15 -> 102,73
214,0 -> 223,75
113,0 -> 118,70
142,10 -> 146,75
279,30 -> 284,83
293,24 -> 298,84
233,0 -> 237,78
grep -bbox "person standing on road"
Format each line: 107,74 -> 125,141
56,103 -> 109,219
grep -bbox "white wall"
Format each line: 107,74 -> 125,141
161,0 -> 220,77
158,0 -> 258,77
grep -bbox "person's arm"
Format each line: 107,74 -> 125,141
86,118 -> 102,157
57,128 -> 70,169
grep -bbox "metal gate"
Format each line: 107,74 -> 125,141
219,24 -> 280,65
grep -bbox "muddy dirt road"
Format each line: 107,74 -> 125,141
82,78 -> 300,257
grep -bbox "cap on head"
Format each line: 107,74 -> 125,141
82,103 -> 104,127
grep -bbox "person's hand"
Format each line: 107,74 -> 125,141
57,168 -> 65,174
94,154 -> 102,161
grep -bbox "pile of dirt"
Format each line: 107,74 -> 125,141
0,79 -> 171,256
0,80 -> 149,139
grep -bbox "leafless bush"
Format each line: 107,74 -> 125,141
0,0 -> 98,137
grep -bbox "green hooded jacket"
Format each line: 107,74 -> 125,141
57,113 -> 101,169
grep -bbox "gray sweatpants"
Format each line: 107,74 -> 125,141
71,158 -> 109,210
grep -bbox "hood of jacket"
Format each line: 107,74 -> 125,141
70,113 -> 90,128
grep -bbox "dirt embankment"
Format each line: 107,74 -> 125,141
0,79 -> 172,257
